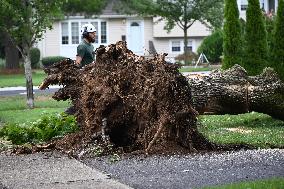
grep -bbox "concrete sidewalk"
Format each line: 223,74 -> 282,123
0,151 -> 132,189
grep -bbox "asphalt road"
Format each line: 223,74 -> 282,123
0,86 -> 59,96
82,149 -> 284,189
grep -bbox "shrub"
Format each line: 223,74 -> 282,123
41,56 -> 67,67
175,52 -> 198,65
222,0 -> 242,69
198,29 -> 223,64
0,113 -> 79,145
244,0 -> 268,75
271,0 -> 284,81
30,47 -> 41,69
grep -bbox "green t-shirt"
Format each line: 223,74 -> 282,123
77,40 -> 94,67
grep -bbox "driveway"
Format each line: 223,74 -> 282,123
82,149 -> 284,189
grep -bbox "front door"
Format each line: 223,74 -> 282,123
127,20 -> 143,54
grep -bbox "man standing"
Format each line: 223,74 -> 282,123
76,23 -> 97,67
65,23 -> 96,115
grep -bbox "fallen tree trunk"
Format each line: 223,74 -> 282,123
39,41 -> 213,155
187,65 -> 284,121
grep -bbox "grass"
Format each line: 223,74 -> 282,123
203,177 -> 284,189
0,95 -> 69,126
0,69 -> 46,87
0,96 -> 283,148
179,66 -> 218,72
198,112 -> 284,148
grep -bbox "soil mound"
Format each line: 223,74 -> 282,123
39,41 -> 212,155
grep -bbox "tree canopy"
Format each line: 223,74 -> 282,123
63,0 -> 107,16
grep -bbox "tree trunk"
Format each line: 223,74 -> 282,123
183,28 -> 189,65
22,46 -> 34,109
2,31 -> 20,69
187,64 -> 284,121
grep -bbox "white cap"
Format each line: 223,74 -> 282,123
80,23 -> 97,35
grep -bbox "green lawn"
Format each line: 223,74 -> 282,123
179,66 -> 218,72
0,70 -> 46,87
0,95 -> 69,126
203,177 -> 284,189
0,95 -> 284,148
198,112 -> 284,148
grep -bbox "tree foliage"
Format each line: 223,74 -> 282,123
63,0 -> 107,16
0,0 -> 63,108
271,0 -> 284,81
222,0 -> 242,69
244,0 -> 268,75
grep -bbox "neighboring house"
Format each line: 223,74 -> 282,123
36,2 -> 211,62
238,0 -> 279,18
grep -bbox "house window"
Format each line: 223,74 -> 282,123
101,21 -> 107,43
91,22 -> 99,44
71,22 -> 79,44
61,22 -> 69,44
61,20 -> 107,45
172,41 -> 181,52
186,40 -> 193,52
241,0 -> 248,10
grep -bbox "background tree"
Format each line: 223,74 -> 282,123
244,0 -> 268,75
63,0 -> 107,16
118,0 -> 223,63
0,0 -> 63,108
222,0 -> 242,69
271,0 -> 284,81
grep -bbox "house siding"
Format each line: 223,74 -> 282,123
36,23 -> 60,58
108,18 -> 126,44
143,17 -> 154,55
153,17 -> 211,38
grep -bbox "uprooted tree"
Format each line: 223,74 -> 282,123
187,65 -> 284,121
39,41 -> 213,155
39,41 -> 283,155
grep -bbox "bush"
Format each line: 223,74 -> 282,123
244,0 -> 268,75
175,52 -> 198,65
30,47 -> 40,69
198,30 -> 223,64
271,0 -> 284,81
222,0 -> 242,69
42,56 -> 67,67
0,113 -> 78,145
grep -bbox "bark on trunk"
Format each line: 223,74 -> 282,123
187,65 -> 284,121
22,46 -> 34,109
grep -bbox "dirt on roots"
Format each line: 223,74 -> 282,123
37,41 -> 215,156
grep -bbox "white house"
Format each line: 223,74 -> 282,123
37,0 -> 279,61
36,1 -> 211,62
238,0 -> 279,18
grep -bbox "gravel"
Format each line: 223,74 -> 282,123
82,149 -> 284,189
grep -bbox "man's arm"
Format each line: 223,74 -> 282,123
75,55 -> 82,65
